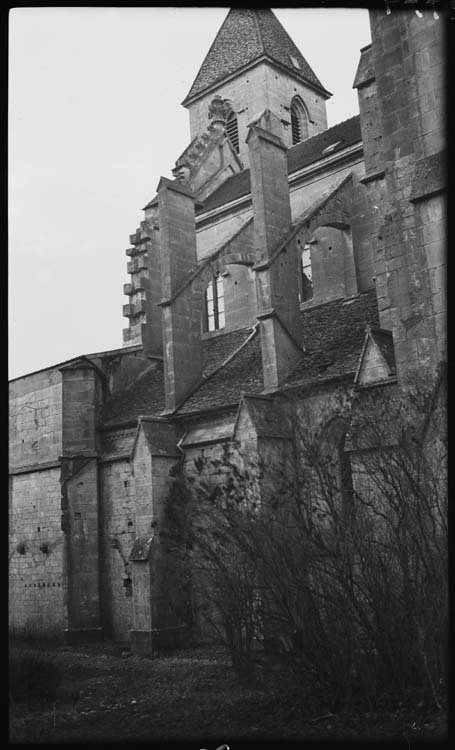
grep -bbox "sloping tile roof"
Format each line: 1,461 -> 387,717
177,329 -> 264,415
100,361 -> 165,426
287,115 -> 361,173
99,328 -> 263,425
198,115 -> 361,213
100,292 -> 378,426
285,290 -> 379,388
183,9 -> 328,105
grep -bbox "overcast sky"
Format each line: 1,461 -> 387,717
9,6 -> 371,379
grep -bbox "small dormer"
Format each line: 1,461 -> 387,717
355,327 -> 397,388
181,9 -> 331,165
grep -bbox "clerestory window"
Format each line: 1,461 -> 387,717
301,244 -> 314,302
204,272 -> 225,332
226,109 -> 239,154
290,96 -> 309,145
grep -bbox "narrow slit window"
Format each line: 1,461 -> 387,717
204,273 -> 225,332
301,244 -> 314,302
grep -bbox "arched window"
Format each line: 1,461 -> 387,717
301,244 -> 314,302
204,272 -> 225,332
290,96 -> 309,145
225,109 -> 239,154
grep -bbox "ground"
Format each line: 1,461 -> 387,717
9,641 -> 448,744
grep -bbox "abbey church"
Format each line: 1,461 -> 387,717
9,8 -> 446,649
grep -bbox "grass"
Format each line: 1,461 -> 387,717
8,640 -> 448,743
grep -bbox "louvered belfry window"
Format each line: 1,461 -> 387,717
226,109 -> 239,153
290,96 -> 308,145
204,273 -> 225,332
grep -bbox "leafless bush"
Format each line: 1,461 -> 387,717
167,372 -> 447,709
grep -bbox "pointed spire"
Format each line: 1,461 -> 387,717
182,8 -> 330,106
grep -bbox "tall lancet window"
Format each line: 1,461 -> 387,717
226,109 -> 239,154
290,96 -> 309,145
301,244 -> 314,302
204,272 -> 225,332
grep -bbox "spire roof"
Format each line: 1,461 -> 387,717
182,8 -> 330,105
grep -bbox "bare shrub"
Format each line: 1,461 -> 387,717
167,372 -> 447,710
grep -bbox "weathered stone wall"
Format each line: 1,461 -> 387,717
263,64 -> 328,147
355,75 -> 383,177
61,365 -> 98,455
123,217 -> 162,356
222,264 -> 257,331
196,157 -> 368,289
62,458 -> 101,635
350,175 -> 381,293
9,368 -> 63,471
187,61 -> 328,167
99,458 -> 135,641
413,194 -> 446,362
59,364 -> 102,640
158,179 -> 203,411
9,367 -> 64,638
367,9 -> 445,379
9,468 -> 64,638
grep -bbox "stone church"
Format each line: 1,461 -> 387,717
9,8 -> 445,650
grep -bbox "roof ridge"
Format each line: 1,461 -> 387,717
252,8 -> 265,55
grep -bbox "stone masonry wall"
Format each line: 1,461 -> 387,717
159,179 -> 203,411
263,64 -> 328,148
187,61 -> 327,167
9,367 -> 64,638
9,468 -> 64,638
369,9 -> 445,378
413,194 -> 446,362
196,157 -> 367,282
99,459 -> 135,641
9,368 -> 63,471
62,459 -> 101,633
123,215 -> 163,356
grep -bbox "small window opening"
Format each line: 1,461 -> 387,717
301,244 -> 314,302
226,109 -> 239,153
290,55 -> 301,70
204,272 -> 225,332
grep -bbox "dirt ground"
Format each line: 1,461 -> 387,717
9,641 -> 448,744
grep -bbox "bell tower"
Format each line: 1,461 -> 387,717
181,9 -> 331,166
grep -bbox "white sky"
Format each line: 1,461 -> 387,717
9,7 -> 371,379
